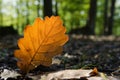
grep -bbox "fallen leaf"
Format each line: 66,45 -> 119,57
89,67 -> 98,76
45,69 -> 93,80
14,16 -> 68,74
29,68 -> 119,80
0,69 -> 20,80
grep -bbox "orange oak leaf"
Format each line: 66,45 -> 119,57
14,16 -> 68,74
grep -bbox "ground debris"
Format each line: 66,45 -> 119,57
29,68 -> 119,80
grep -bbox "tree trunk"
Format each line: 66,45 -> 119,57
55,0 -> 58,16
104,0 -> 109,35
43,0 -> 53,17
37,0 -> 40,17
85,0 -> 97,35
26,0 -> 29,25
107,0 -> 116,35
16,0 -> 20,30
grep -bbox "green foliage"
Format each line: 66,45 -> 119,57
57,0 -> 89,32
0,0 -> 120,35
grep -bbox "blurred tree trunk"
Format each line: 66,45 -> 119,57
55,0 -> 58,16
26,0 -> 29,25
107,0 -> 116,35
104,0 -> 109,35
43,0 -> 53,17
16,8 -> 19,27
37,0 -> 40,17
85,0 -> 97,35
0,0 -> 3,26
16,0 -> 20,30
104,0 -> 116,35
10,16 -> 14,26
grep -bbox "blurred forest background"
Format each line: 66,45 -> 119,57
0,0 -> 120,35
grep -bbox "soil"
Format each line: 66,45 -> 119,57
0,34 -> 120,79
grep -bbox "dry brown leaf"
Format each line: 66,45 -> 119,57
89,67 -> 98,76
14,16 -> 68,74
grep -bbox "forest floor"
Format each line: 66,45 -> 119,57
0,34 -> 120,80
